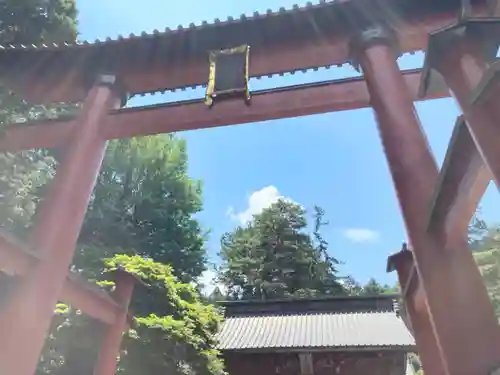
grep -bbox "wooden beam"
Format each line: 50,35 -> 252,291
0,118 -> 77,152
15,3 -> 488,104
427,116 -> 491,238
0,69 -> 449,153
0,232 -> 39,276
62,275 -> 122,325
0,231 -> 121,324
387,250 -> 426,314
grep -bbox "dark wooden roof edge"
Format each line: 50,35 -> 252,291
0,0 -> 482,52
219,295 -> 401,317
220,345 -> 418,353
219,294 -> 400,306
0,0 -> 338,51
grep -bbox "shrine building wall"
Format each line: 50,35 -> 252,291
223,351 -> 406,375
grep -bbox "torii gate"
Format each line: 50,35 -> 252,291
0,1 -> 500,375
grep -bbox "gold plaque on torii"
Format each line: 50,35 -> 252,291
205,45 -> 251,107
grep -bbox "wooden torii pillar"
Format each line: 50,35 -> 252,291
94,268 -> 139,375
0,74 -> 130,375
351,25 -> 500,375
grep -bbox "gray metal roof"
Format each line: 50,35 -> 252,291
216,311 -> 415,351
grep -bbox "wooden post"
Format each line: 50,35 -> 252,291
94,269 -> 136,375
0,75 -> 123,375
351,26 -> 500,375
388,250 -> 444,375
430,31 -> 500,202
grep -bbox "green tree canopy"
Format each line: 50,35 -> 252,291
218,200 -> 345,300
341,276 -> 398,296
359,278 -> 399,296
0,0 -> 77,45
75,136 -> 207,282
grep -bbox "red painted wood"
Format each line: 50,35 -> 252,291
0,231 -> 39,276
0,69 -> 447,153
93,271 -> 136,375
0,82 -> 120,375
62,275 -> 121,325
0,231 -> 121,324
389,251 -> 443,375
360,38 -> 500,375
0,118 -> 77,152
436,36 -> 500,207
427,118 -> 491,238
13,3 -> 489,104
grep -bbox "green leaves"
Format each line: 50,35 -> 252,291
218,200 -> 344,300
80,136 -> 206,282
473,227 -> 500,314
0,0 -> 77,45
104,255 -> 225,375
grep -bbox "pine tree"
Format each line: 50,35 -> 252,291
218,200 -> 344,300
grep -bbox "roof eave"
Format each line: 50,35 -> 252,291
218,345 -> 417,353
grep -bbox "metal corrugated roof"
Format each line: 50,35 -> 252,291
216,311 -> 415,350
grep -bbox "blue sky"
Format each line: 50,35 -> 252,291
78,0 -> 500,289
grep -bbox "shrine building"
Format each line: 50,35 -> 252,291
215,296 -> 416,375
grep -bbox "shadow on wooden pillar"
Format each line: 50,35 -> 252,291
388,248 -> 444,375
94,267 -> 141,375
353,25 -> 500,375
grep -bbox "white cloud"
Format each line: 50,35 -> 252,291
343,228 -> 380,244
227,185 -> 293,225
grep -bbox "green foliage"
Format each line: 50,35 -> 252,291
473,227 -> 500,314
0,0 -> 77,45
76,136 -> 207,282
341,276 -> 364,296
38,255 -> 225,375
0,150 -> 55,234
341,276 -> 398,296
107,255 -> 225,375
359,278 -> 399,296
218,200 -> 345,300
38,306 -> 102,375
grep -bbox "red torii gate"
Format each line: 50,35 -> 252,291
1,0 -> 500,374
